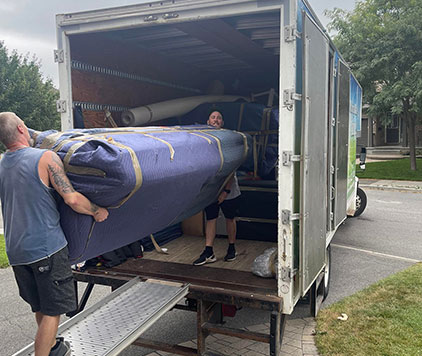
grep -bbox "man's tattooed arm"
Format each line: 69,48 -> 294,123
44,151 -> 109,222
47,162 -> 75,194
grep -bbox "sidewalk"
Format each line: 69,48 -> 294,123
146,316 -> 319,356
359,179 -> 422,192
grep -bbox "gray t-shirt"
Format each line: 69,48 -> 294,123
226,174 -> 241,200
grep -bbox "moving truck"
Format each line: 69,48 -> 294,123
47,0 -> 365,355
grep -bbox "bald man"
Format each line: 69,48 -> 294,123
0,112 -> 108,356
193,110 -> 240,266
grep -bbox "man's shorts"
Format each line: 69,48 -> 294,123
12,246 -> 77,316
205,196 -> 240,220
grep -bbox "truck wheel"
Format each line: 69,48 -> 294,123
353,187 -> 367,217
323,245 -> 331,300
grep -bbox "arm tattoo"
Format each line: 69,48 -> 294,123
90,202 -> 99,214
52,154 -> 64,167
48,163 -> 76,194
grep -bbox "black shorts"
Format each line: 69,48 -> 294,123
205,196 -> 240,220
12,246 -> 77,316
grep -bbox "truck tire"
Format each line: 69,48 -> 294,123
323,244 -> 331,300
353,187 -> 367,217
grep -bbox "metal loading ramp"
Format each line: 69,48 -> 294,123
13,278 -> 190,356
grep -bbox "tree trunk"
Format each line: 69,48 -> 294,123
407,113 -> 417,171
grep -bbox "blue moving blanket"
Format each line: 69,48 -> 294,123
34,125 -> 248,263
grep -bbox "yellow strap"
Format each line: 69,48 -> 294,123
150,234 -> 169,254
62,142 -> 86,172
253,135 -> 258,178
107,139 -> 143,209
237,103 -> 245,131
72,219 -> 96,263
143,134 -> 175,161
188,132 -> 212,144
65,165 -> 106,177
39,132 -> 69,149
192,131 -> 224,173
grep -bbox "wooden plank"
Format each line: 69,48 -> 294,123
189,286 -> 281,311
202,322 -> 270,343
111,258 -> 277,295
142,235 -> 276,272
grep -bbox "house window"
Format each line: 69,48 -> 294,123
387,116 -> 399,129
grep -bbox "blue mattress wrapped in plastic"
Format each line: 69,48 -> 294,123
34,125 -> 248,263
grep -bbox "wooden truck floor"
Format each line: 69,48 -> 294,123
74,235 -> 278,298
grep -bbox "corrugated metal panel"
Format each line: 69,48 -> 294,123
103,12 -> 280,73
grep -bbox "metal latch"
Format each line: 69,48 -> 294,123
330,165 -> 335,175
56,100 -> 67,113
283,89 -> 302,111
281,210 -> 300,225
284,25 -> 301,42
281,267 -> 292,283
282,151 -> 301,166
144,15 -> 158,22
54,50 -> 64,63
162,13 -> 179,19
331,117 -> 336,126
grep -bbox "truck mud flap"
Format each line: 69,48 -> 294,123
13,277 -> 189,356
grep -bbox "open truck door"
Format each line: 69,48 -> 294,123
300,12 -> 329,314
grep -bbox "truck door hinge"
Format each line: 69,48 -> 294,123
282,151 -> 301,166
54,50 -> 64,63
283,89 -> 302,110
281,210 -> 300,225
284,25 -> 301,42
330,165 -> 335,175
330,212 -> 334,221
56,100 -> 67,113
331,117 -> 336,126
281,267 -> 292,282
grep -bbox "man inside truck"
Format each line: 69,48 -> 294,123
193,110 -> 241,266
0,112 -> 109,356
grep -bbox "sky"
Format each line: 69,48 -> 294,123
0,0 -> 356,87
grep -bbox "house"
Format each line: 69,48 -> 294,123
357,107 -> 422,158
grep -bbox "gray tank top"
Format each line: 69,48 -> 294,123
0,147 -> 67,265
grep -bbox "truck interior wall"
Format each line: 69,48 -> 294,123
69,33 -> 214,127
68,12 -> 280,128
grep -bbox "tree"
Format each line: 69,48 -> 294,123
0,41 -> 60,152
327,0 -> 422,170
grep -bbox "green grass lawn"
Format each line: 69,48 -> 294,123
316,263 -> 422,356
357,158 -> 422,181
0,234 -> 9,268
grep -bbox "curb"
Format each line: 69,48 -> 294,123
360,185 -> 422,192
359,179 -> 422,192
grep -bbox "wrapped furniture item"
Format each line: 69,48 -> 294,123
252,247 -> 278,278
34,125 -> 248,263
